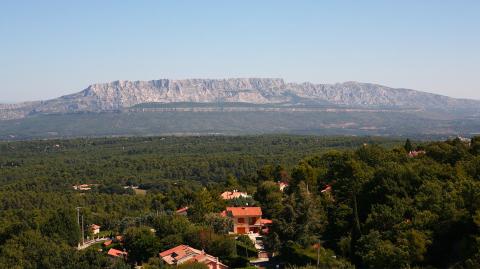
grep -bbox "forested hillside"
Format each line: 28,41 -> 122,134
2,109 -> 479,140
1,135 -> 480,268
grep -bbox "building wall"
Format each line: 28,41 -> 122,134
206,261 -> 228,269
232,216 -> 260,234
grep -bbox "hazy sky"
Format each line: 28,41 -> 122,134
1,1 -> 479,102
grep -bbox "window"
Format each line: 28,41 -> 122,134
237,227 -> 246,234
237,218 -> 245,223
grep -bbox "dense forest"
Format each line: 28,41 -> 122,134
2,135 -> 480,268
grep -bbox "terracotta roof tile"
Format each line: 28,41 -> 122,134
159,245 -> 227,268
107,248 -> 127,257
226,207 -> 262,217
176,207 -> 189,214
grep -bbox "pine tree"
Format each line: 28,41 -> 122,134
404,139 -> 413,152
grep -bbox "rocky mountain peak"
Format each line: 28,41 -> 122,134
1,78 -> 479,121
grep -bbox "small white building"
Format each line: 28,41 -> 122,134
277,181 -> 289,192
220,190 -> 249,200
73,184 -> 92,191
90,224 -> 101,235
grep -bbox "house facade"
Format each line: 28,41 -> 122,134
222,207 -> 271,234
90,224 -> 100,235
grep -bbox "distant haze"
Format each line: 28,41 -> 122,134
1,1 -> 479,102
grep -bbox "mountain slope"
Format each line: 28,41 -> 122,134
1,78 -> 479,121
1,78 -> 479,139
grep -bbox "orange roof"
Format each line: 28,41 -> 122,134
103,240 -> 113,246
107,248 -> 127,257
321,185 -> 332,193
408,150 -> 426,157
159,244 -> 192,258
176,207 -> 189,214
159,245 -> 227,267
90,224 -> 101,229
115,235 -> 124,242
226,207 -> 262,217
255,218 -> 272,225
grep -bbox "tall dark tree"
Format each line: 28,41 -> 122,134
471,136 -> 480,155
41,207 -> 81,246
189,188 -> 216,222
124,227 -> 161,264
404,139 -> 413,152
254,181 -> 284,219
273,181 -> 326,246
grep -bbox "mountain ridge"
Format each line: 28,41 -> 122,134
1,78 -> 479,121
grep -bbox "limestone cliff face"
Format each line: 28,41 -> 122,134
1,78 -> 479,120
79,78 -> 288,110
285,81 -> 473,108
0,101 -> 41,120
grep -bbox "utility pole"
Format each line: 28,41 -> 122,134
81,214 -> 85,245
315,241 -> 321,269
76,207 -> 80,228
76,207 -> 82,247
317,245 -> 320,269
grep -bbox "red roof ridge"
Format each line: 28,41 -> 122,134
225,206 -> 262,217
159,245 -> 227,268
159,244 -> 191,257
176,207 -> 189,213
107,248 -> 127,257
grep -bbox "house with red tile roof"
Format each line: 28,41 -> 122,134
73,184 -> 92,191
176,206 -> 189,216
220,190 -> 249,200
73,183 -> 99,191
159,245 -> 228,269
408,150 -> 426,158
107,248 -> 127,258
90,224 -> 101,234
277,181 -> 289,192
221,207 -> 271,234
321,184 -> 332,193
114,235 -> 124,242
